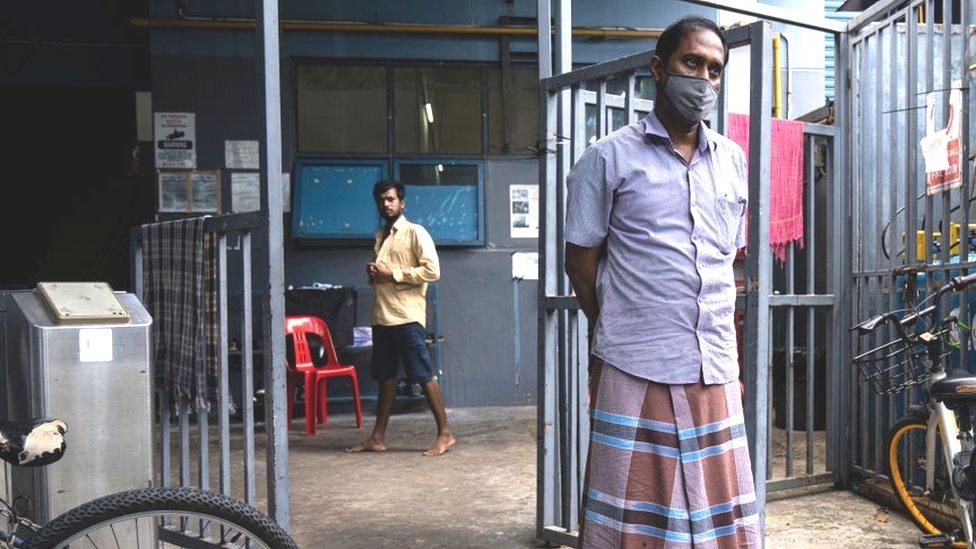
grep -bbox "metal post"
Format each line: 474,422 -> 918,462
218,234 -> 231,497
242,231 -> 256,506
829,30 -> 852,487
536,0 -> 558,541
742,19 -> 772,526
254,0 -> 289,529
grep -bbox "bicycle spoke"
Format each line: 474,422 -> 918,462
110,523 -> 121,549
86,533 -> 98,547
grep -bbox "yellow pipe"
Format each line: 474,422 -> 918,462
772,33 -> 782,118
129,17 -> 663,39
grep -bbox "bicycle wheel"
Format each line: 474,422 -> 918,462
23,487 -> 298,549
887,417 -> 965,547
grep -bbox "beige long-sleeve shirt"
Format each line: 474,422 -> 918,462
371,215 -> 440,327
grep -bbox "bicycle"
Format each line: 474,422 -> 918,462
854,271 -> 976,548
0,418 -> 298,548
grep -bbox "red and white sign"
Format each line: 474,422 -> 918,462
924,82 -> 963,195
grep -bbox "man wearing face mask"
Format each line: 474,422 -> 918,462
565,17 -> 759,547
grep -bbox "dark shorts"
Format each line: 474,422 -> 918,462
371,322 -> 434,383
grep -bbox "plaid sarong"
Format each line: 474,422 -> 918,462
141,217 -> 220,411
580,359 -> 761,548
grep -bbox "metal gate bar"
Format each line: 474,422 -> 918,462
848,0 -> 973,482
536,2 -> 850,543
133,212 -> 285,517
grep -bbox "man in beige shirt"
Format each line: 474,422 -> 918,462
348,180 -> 455,456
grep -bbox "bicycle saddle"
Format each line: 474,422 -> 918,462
930,369 -> 976,404
0,419 -> 67,467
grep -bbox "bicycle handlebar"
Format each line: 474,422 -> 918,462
851,272 -> 976,335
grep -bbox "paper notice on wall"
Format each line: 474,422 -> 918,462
282,172 -> 291,212
190,171 -> 220,212
512,252 -> 539,280
232,172 -> 261,212
510,184 -> 539,238
924,81 -> 963,195
159,172 -> 189,212
154,112 -> 196,168
225,140 -> 260,170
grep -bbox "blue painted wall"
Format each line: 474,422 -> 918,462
147,0 -> 718,407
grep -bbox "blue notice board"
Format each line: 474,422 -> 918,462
292,159 -> 385,239
292,158 -> 484,245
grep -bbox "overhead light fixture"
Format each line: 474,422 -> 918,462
437,164 -> 444,172
425,102 -> 435,124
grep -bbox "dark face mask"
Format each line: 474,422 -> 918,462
661,68 -> 719,124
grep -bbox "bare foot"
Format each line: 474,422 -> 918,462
346,438 -> 387,453
423,433 -> 456,457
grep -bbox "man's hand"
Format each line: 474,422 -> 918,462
368,261 -> 394,283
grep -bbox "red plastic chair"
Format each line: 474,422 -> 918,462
284,315 -> 363,435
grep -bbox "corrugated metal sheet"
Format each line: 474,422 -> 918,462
825,0 -> 859,99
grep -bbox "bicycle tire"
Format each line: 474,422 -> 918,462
887,417 -> 966,548
22,487 -> 298,549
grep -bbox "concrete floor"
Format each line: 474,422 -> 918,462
166,406 -> 924,548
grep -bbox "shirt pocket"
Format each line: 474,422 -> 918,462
713,195 -> 743,254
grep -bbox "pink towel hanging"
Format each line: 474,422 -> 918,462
725,113 -> 805,263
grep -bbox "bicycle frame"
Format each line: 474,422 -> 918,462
926,391 -> 975,544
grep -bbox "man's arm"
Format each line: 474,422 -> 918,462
565,243 -> 601,330
390,228 -> 440,284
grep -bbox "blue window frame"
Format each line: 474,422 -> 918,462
291,157 -> 484,246
394,159 -> 484,246
291,158 -> 387,239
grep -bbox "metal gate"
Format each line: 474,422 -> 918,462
847,0 -> 974,483
535,2 -> 850,545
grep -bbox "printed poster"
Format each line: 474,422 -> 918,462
232,172 -> 261,212
225,140 -> 260,170
923,80 -> 963,195
510,184 -> 539,238
154,112 -> 196,169
157,170 -> 219,213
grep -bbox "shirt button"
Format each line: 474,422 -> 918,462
698,297 -> 704,304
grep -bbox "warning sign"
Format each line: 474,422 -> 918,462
154,112 -> 196,169
924,82 -> 963,195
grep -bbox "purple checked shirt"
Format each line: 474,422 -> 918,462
565,111 -> 747,385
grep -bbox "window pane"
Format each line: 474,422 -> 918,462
636,75 -> 655,100
609,108 -> 627,132
489,66 -> 539,154
399,163 -> 478,186
297,65 -> 387,153
395,66 -> 482,154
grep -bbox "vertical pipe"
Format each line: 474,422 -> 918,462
903,6 -> 919,456
907,7 -> 919,268
218,234 -> 231,497
806,135 -> 816,475
924,1 -> 935,311
242,231 -> 256,506
959,0 -> 972,373
742,20 -> 772,522
886,20 -> 898,465
513,277 -> 522,386
255,0 -> 290,528
873,31 -> 885,475
198,407 -> 209,490
160,390 -> 171,488
937,0 -> 951,329
179,402 -> 190,488
786,244 -> 795,479
829,29 -> 852,486
536,0 -> 557,538
772,34 -> 783,118
856,43 -> 870,472
554,0 -> 573,531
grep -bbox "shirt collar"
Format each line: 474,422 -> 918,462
390,215 -> 408,232
641,110 -> 715,153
